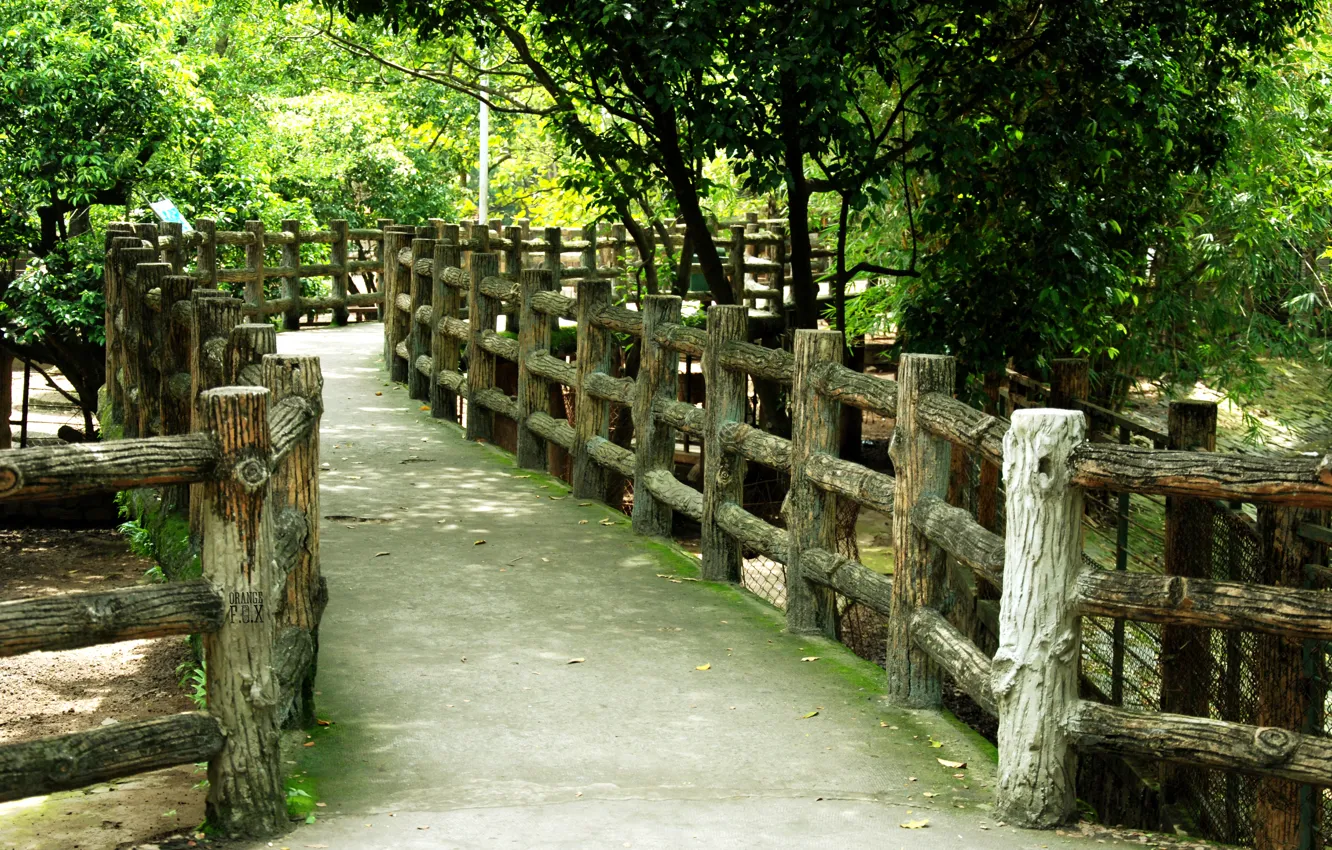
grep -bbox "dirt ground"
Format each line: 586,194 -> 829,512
0,529 -> 207,850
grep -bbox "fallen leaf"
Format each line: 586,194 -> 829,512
578,519 -> 589,525
929,737 -> 944,748
568,658 -> 586,664
579,502 -> 592,506
303,741 -> 315,748
937,758 -> 967,769
315,802 -> 327,807
374,392 -> 382,396
474,539 -> 486,545
800,656 -> 820,662
374,551 -> 390,557
802,711 -> 819,719
923,792 -> 937,798
899,819 -> 930,829
696,663 -> 711,671
420,405 -> 430,411
315,719 -> 332,727
417,826 -> 430,830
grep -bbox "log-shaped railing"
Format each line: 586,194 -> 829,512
384,248 -> 1332,837
0,367 -> 323,839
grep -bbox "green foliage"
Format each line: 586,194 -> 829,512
177,657 -> 207,710
0,232 -> 105,347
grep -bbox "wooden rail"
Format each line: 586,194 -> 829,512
385,246 -> 1332,837
0,236 -> 328,838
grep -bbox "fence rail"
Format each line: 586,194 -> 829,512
0,224 -> 326,840
387,238 -> 1332,840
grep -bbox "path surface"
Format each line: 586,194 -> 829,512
257,324 -> 1103,849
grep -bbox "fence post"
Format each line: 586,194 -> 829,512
544,226 -> 563,290
772,223 -> 787,310
140,262 -> 172,437
159,221 -> 184,274
728,225 -> 746,309
431,225 -> 462,421
1160,400 -> 1217,805
244,221 -> 266,315
382,226 -> 411,381
518,269 -> 557,470
581,223 -> 597,278
373,218 -> 393,321
118,246 -> 157,438
1049,358 -> 1089,414
466,253 -> 501,442
102,228 -> 134,428
226,324 -> 277,386
262,354 -> 324,727
330,219 -> 350,326
701,304 -> 747,582
632,295 -> 683,536
1254,502 -> 1321,850
159,274 -> 196,510
572,278 -> 613,500
886,353 -> 955,707
280,219 -> 302,331
408,236 -> 434,401
189,293 -> 243,542
503,224 -> 523,332
993,407 -> 1085,828
197,386 -> 285,837
196,218 -> 218,289
787,329 -> 843,635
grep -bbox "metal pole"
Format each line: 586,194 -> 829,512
478,75 -> 490,222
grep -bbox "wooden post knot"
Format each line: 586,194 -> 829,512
0,465 -> 20,496
717,468 -> 732,487
1052,627 -> 1079,664
1252,726 -> 1298,764
233,455 -> 270,493
963,413 -> 998,444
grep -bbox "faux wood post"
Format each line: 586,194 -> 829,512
1049,357 -> 1090,413
992,408 -> 1086,828
611,223 -> 627,299
279,219 -> 302,330
408,236 -> 434,401
243,221 -> 266,312
581,223 -> 597,277
431,226 -> 462,421
188,292 -> 242,541
701,304 -> 748,582
373,218 -> 393,320
159,274 -> 196,437
772,224 -> 787,307
631,295 -> 683,536
118,245 -> 157,438
136,262 -> 169,437
1254,502 -> 1323,850
728,225 -> 746,307
1160,400 -> 1217,805
886,353 -> 955,707
517,269 -> 557,470
225,324 -> 277,386
197,386 -> 285,837
572,278 -> 614,501
159,221 -> 184,273
102,229 -> 132,427
262,354 -> 324,727
503,224 -> 523,333
196,218 -> 218,288
382,226 -> 411,381
466,253 -> 501,442
786,329 -> 843,636
544,226 -> 563,288
330,219 -> 350,326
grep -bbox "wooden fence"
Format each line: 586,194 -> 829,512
388,236 -> 1332,834
0,224 -> 325,839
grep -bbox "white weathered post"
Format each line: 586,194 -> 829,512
992,407 -> 1086,828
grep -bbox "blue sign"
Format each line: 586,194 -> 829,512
149,198 -> 194,233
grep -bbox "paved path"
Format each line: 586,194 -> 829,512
258,323 -> 1102,849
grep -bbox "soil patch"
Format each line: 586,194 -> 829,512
0,528 -> 205,850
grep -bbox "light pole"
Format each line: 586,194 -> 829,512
478,75 -> 490,222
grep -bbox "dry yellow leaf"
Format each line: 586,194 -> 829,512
473,539 -> 486,545
800,656 -> 820,662
802,710 -> 819,719
937,758 -> 967,769
568,658 -> 586,664
899,819 -> 929,829
696,663 -> 711,671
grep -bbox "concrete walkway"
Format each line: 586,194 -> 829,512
260,324 -> 1103,849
